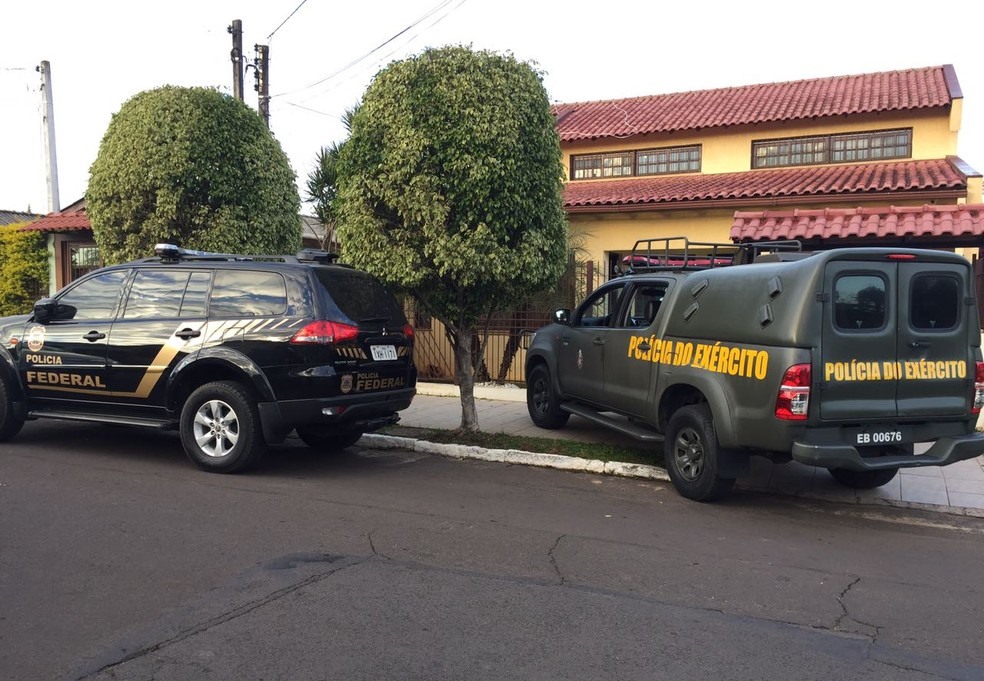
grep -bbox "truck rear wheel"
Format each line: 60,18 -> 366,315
828,467 -> 899,489
527,364 -> 570,429
665,404 -> 736,502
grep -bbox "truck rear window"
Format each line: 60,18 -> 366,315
834,275 -> 886,330
910,274 -> 959,330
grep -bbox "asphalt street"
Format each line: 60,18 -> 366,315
2,420 -> 984,681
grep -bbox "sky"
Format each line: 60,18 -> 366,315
2,0 -> 982,215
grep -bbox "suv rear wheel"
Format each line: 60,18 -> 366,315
180,381 -> 265,473
665,404 -> 736,502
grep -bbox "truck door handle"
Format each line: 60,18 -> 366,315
83,331 -> 106,342
175,328 -> 202,340
593,338 -> 606,346
638,342 -> 651,351
909,340 -> 928,349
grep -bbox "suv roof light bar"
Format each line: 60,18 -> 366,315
151,243 -> 343,265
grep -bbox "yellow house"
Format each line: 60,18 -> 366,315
553,64 -> 984,277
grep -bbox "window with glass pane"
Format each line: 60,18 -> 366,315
636,145 -> 700,175
573,284 -> 626,327
209,270 -> 287,317
123,270 -> 191,319
910,275 -> 959,330
753,129 -> 911,168
56,270 -> 127,321
834,275 -> 887,330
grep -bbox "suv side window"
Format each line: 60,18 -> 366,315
209,270 -> 287,317
910,274 -> 959,330
572,284 -> 627,328
54,270 -> 128,322
833,274 -> 886,331
122,270 -> 213,319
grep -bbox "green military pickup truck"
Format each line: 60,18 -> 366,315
526,237 -> 984,501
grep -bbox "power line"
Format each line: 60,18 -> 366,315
267,0 -> 310,41
271,0 -> 466,99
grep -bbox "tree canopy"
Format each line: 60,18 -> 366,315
87,86 -> 301,264
336,46 -> 568,428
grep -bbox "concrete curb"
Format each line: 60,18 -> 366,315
361,433 -> 984,518
360,433 -> 671,482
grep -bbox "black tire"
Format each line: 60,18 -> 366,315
0,373 -> 24,442
295,426 -> 364,452
664,404 -> 736,502
180,381 -> 265,473
527,364 -> 569,429
828,467 -> 899,489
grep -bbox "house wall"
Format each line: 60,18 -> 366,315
560,109 -> 957,176
560,108 -> 969,268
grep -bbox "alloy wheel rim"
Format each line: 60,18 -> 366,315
193,398 -> 240,458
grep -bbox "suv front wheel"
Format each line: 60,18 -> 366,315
180,381 -> 265,473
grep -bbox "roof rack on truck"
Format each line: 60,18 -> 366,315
621,236 -> 803,273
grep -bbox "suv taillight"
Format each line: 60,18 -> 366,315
290,320 -> 360,345
973,362 -> 984,414
402,324 -> 415,339
776,363 -> 811,421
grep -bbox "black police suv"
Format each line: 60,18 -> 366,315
0,244 -> 417,472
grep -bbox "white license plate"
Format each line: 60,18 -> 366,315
370,344 -> 398,361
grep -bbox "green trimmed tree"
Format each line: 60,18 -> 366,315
0,223 -> 48,316
336,46 -> 568,429
87,86 -> 301,264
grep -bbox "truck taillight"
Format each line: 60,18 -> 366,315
776,363 -> 811,421
973,362 -> 984,415
290,320 -> 360,345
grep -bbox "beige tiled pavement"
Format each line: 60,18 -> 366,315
399,384 -> 984,515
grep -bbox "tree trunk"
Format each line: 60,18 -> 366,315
453,325 -> 479,430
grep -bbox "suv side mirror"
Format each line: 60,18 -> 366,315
33,298 -> 57,323
553,309 -> 571,325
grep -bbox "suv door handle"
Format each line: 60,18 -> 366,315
175,328 -> 202,340
83,331 -> 106,342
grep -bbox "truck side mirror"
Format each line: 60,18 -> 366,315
553,309 -> 570,325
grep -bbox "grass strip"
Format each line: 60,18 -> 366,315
380,425 -> 664,468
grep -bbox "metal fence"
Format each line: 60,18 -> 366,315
410,260 -> 608,385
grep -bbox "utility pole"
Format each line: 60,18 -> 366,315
255,44 -> 270,127
37,60 -> 60,213
228,20 -> 244,101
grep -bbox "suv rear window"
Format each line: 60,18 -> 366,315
314,269 -> 406,324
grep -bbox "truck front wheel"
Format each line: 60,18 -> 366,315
527,365 -> 570,429
665,404 -> 736,502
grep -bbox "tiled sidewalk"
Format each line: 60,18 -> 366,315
399,386 -> 984,514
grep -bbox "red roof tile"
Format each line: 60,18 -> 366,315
20,202 -> 90,232
730,204 -> 984,242
553,65 -> 957,142
563,159 -> 968,210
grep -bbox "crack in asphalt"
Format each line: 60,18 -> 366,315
832,576 -> 882,645
367,530 -> 391,560
79,556 -> 363,681
548,534 -> 567,586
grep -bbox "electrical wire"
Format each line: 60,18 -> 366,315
267,0 -> 310,41
271,0 -> 466,99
